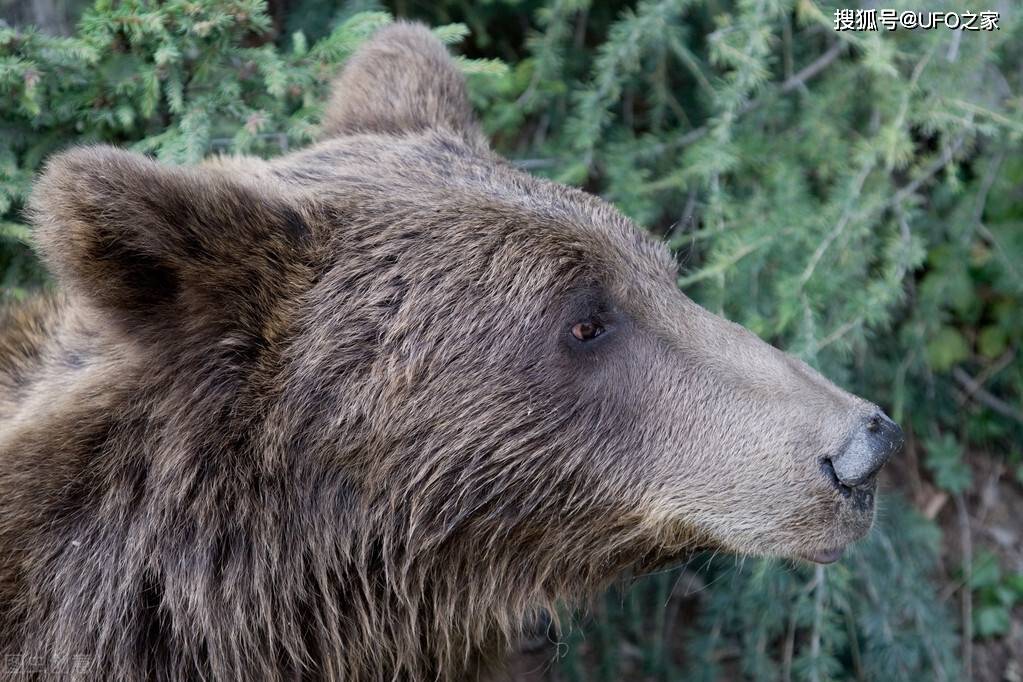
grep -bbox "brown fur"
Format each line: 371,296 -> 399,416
0,23 -> 890,681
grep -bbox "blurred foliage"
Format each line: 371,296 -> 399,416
554,500 -> 958,681
967,550 -> 1023,640
3,0 -> 1023,680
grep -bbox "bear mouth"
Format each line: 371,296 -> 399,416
801,546 -> 846,564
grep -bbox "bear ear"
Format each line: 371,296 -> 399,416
29,145 -> 312,341
320,21 -> 487,150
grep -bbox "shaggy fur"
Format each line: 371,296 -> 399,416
1,23 -> 890,681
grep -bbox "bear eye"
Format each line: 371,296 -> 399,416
570,320 -> 605,342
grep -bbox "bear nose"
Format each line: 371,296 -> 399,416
828,411 -> 903,488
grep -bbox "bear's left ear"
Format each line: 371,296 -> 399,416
320,22 -> 488,151
30,145 -> 312,341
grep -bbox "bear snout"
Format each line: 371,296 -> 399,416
821,410 -> 903,496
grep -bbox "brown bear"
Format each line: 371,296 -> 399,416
0,22 -> 902,682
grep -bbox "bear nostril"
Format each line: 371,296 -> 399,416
830,411 -> 903,489
820,457 -> 852,497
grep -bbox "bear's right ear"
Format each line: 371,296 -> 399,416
29,145 -> 312,341
320,22 -> 488,151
